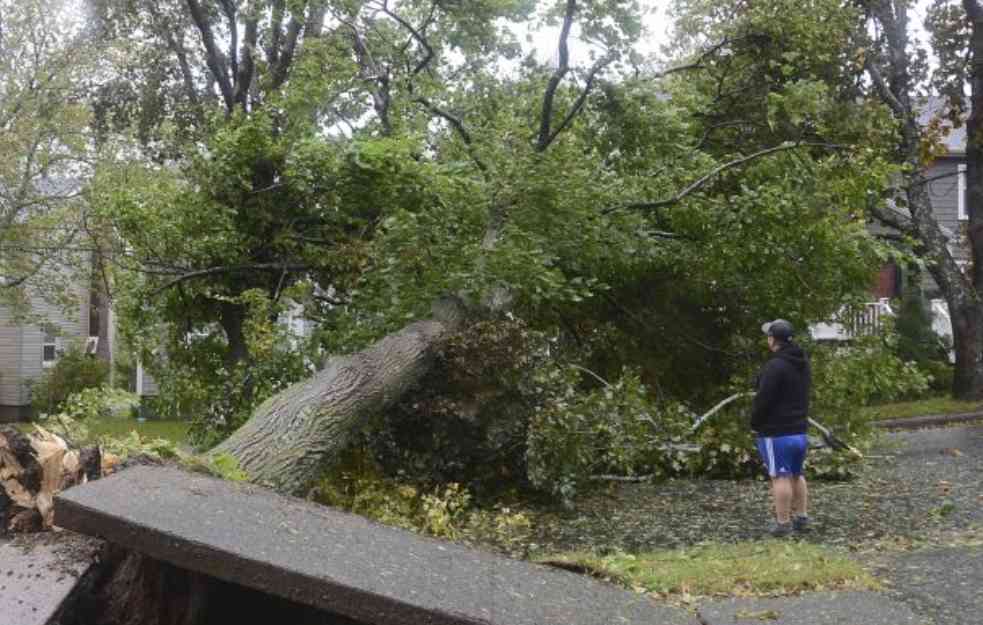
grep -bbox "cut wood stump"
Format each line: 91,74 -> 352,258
0,426 -> 102,535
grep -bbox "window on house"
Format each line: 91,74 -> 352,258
42,329 -> 58,367
958,163 -> 968,220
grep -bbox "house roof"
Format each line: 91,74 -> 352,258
917,96 -> 966,156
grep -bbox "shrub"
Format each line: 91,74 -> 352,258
526,334 -> 933,503
526,368 -> 689,503
364,318 -> 550,492
30,343 -> 110,415
311,451 -> 532,556
920,359 -> 954,395
807,334 -> 931,477
893,285 -> 947,366
62,387 -> 140,421
180,290 -> 313,449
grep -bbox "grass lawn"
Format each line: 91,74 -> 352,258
860,396 -> 983,421
538,541 -> 878,599
14,418 -> 189,445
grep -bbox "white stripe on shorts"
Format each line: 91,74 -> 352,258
766,437 -> 776,477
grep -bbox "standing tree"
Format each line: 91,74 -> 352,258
0,0 -> 95,307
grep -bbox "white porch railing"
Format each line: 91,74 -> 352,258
809,299 -> 895,341
810,298 -> 955,362
930,299 -> 956,363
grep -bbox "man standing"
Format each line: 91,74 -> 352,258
752,319 -> 811,538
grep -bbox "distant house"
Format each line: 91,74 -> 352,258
0,175 -> 113,421
877,97 -> 968,300
0,285 -> 108,422
812,97 -> 963,345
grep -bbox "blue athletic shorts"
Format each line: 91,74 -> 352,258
755,434 -> 808,478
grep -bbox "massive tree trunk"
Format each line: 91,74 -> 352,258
960,0 -> 983,398
950,301 -> 983,396
209,298 -> 467,494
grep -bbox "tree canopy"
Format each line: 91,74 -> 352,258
0,0 -> 925,493
0,0 -> 96,311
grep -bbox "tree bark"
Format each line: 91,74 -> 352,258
219,301 -> 249,367
959,0 -> 983,398
209,298 -> 467,494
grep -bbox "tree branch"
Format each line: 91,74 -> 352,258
267,0 -> 285,68
170,30 -> 203,111
965,0 -> 983,22
907,169 -> 961,187
542,55 -> 613,151
868,199 -> 914,234
537,0 -> 576,152
186,0 -> 234,112
0,225 -> 80,289
234,1 -> 260,109
375,0 -> 434,76
413,96 -> 488,173
865,55 -> 907,118
218,0 -> 238,83
303,4 -> 327,38
345,19 -> 392,135
145,3 -> 201,114
650,37 -> 739,80
150,263 -> 312,296
609,142 -> 848,213
271,14 -> 303,88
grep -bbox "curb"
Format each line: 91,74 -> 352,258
872,411 -> 983,430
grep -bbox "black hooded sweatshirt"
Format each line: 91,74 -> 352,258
751,342 -> 811,437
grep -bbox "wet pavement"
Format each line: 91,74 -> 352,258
0,533 -> 98,625
696,592 -> 928,625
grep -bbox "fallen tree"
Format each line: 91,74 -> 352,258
80,0 -> 880,504
208,298 -> 467,494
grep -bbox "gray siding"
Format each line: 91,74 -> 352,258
0,307 -> 23,406
143,372 -> 160,396
0,288 -> 89,407
920,158 -> 968,297
137,365 -> 160,397
925,158 -> 967,258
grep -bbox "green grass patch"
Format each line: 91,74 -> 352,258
538,541 -> 878,598
14,418 -> 189,445
860,397 -> 983,422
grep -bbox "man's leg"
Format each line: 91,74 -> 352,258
757,437 -> 793,536
771,477 -> 793,524
792,475 -> 808,518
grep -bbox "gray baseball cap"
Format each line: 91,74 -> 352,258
761,319 -> 794,340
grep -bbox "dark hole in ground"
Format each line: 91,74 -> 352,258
53,544 -> 368,625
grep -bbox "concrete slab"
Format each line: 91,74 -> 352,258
0,533 -> 99,625
697,592 -> 930,625
55,465 -> 697,625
